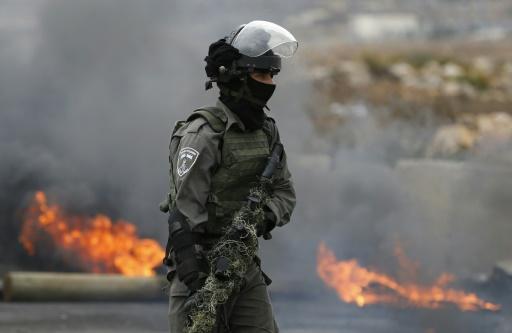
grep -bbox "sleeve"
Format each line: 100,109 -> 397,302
264,122 -> 297,227
170,119 -> 221,230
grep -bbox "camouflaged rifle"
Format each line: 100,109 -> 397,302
184,143 -> 283,333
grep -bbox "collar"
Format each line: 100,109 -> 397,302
216,99 -> 247,132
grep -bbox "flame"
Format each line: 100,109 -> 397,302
317,242 -> 500,312
20,191 -> 165,276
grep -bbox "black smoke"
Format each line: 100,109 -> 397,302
0,0 -> 310,268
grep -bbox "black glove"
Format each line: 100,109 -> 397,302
168,209 -> 206,292
257,208 -> 276,238
204,38 -> 241,78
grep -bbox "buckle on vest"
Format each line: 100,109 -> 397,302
206,193 -> 218,225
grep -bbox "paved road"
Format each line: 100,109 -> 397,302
0,294 -> 509,333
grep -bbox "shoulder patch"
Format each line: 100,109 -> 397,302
177,147 -> 199,177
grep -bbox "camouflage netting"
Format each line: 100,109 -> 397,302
185,182 -> 271,333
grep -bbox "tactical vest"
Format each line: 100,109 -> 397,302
172,106 -> 271,236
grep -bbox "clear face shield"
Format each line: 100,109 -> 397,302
230,20 -> 298,58
206,21 -> 298,90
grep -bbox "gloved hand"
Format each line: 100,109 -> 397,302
175,254 -> 205,292
204,38 -> 241,78
257,208 -> 276,238
168,210 -> 206,292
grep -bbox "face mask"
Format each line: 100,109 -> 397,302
220,94 -> 267,131
219,75 -> 276,131
246,75 -> 276,106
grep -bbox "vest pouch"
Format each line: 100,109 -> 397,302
201,115 -> 271,237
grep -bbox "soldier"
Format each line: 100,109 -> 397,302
161,20 -> 298,333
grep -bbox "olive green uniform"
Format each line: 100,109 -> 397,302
166,100 -> 295,333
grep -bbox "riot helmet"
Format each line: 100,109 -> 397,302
205,20 -> 298,89
204,20 -> 298,112
230,20 -> 298,57
227,20 -> 298,76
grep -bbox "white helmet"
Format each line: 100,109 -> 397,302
228,20 -> 298,58
225,20 -> 298,76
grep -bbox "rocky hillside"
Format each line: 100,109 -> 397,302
303,41 -> 512,160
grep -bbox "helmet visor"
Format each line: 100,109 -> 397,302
231,20 -> 298,58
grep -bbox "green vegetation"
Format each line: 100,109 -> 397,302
459,71 -> 490,91
361,53 -> 390,78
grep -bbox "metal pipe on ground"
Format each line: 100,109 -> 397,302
3,272 -> 168,302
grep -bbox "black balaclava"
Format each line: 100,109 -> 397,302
219,75 -> 276,131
